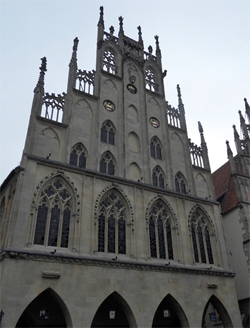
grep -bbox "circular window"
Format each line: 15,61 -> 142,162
103,100 -> 115,112
149,117 -> 160,128
127,84 -> 137,94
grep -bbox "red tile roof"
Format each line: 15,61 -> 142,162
212,161 -> 238,214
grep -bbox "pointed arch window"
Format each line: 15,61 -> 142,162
152,166 -> 165,188
101,121 -> 115,145
69,143 -> 86,168
175,172 -> 187,193
103,50 -> 116,74
34,178 -> 73,248
150,137 -> 162,160
190,209 -> 214,264
98,190 -> 126,254
148,200 -> 174,260
100,152 -> 115,175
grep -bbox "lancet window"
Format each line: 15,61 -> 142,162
148,200 -> 174,260
69,143 -> 86,168
150,137 -> 162,160
101,121 -> 115,145
100,152 -> 115,175
33,178 -> 73,248
98,190 -> 126,254
152,166 -> 165,188
103,50 -> 116,74
175,172 -> 187,193
190,209 -> 214,264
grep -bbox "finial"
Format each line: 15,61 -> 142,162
138,26 -> 143,44
69,37 -> 79,66
118,16 -> 124,36
155,35 -> 161,56
148,45 -> 153,54
244,98 -> 250,119
226,141 -> 233,157
177,84 -> 184,106
198,121 -> 203,135
34,57 -> 47,93
109,26 -> 114,35
98,6 -> 104,27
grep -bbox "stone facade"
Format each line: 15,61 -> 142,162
0,7 -> 242,328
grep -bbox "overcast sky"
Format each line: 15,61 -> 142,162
1,0 -> 249,184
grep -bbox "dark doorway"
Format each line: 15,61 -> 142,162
152,294 -> 188,328
16,288 -> 68,328
91,292 -> 134,328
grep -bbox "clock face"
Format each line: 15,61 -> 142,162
149,117 -> 160,128
127,84 -> 137,94
103,100 -> 115,112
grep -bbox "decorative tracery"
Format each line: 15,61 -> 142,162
148,200 -> 174,260
69,143 -> 86,168
175,172 -> 187,193
101,121 -> 115,145
100,152 -> 115,175
103,50 -> 116,74
190,208 -> 214,264
150,136 -> 162,160
34,178 -> 73,248
152,166 -> 165,188
145,68 -> 159,92
98,190 -> 126,254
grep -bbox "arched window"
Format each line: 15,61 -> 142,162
150,137 -> 162,160
69,143 -> 86,168
98,190 -> 126,254
101,121 -> 115,145
148,200 -> 174,260
103,50 -> 116,74
34,178 -> 73,248
190,209 -> 214,264
175,172 -> 187,193
152,166 -> 165,188
100,152 -> 115,175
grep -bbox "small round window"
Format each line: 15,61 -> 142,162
149,117 -> 160,128
127,84 -> 137,94
103,100 -> 115,112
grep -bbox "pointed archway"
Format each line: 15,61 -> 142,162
15,288 -> 72,327
202,295 -> 233,327
152,294 -> 189,328
91,291 -> 136,328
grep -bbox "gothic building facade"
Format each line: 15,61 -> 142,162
212,99 -> 250,328
0,7 -> 242,328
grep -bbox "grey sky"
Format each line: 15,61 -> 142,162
1,0 -> 249,184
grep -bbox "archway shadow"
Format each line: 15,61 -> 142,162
15,287 -> 72,327
152,294 -> 189,328
91,291 -> 137,328
202,295 -> 234,327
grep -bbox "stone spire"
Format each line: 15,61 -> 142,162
226,140 -> 236,173
69,37 -> 79,67
239,110 -> 249,140
199,121 -> 210,170
233,124 -> 242,154
67,38 -> 79,92
177,84 -> 186,130
244,98 -> 250,120
118,16 -> 124,36
138,26 -> 143,46
98,6 -> 104,28
155,35 -> 161,57
34,57 -> 47,94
